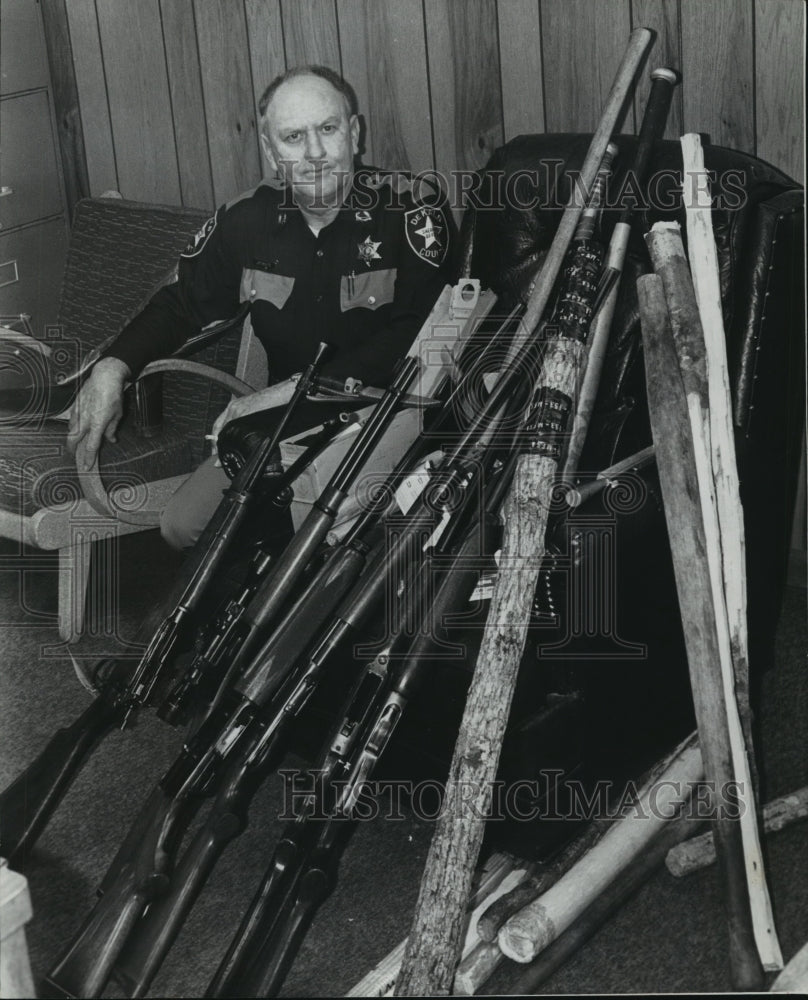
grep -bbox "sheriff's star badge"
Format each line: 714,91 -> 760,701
357,236 -> 382,267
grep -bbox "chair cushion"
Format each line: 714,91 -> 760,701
0,415 -> 194,518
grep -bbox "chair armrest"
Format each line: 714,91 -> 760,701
139,358 -> 254,398
170,305 -> 250,359
74,360 -> 255,525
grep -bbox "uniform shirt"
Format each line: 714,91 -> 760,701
106,168 -> 455,388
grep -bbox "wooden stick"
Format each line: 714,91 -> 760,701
498,734 -> 703,963
645,219 -> 782,975
501,809 -> 698,997
475,718 -> 691,948
636,270 -> 764,991
475,822 -> 607,944
666,785 -> 808,876
457,736 -> 718,995
500,27 -> 654,369
452,940 -> 503,996
680,132 -> 750,716
393,31 -> 655,996
562,67 -> 680,477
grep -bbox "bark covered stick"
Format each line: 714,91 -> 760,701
645,221 -> 782,974
475,714 -> 691,946
635,271 -> 764,990
394,432 -> 570,995
457,732 -> 713,994
666,785 -> 808,877
346,853 -> 527,997
475,821 -> 606,944
393,34 -> 656,993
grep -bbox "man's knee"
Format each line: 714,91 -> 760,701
160,500 -> 197,551
160,456 -> 229,551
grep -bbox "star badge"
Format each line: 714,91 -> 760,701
357,236 -> 382,267
404,206 -> 449,267
414,215 -> 443,249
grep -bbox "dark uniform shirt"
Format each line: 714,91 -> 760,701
106,168 -> 455,389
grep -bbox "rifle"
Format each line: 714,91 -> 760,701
205,451 -> 518,999
161,303 -> 525,735
158,410 -> 366,727
45,315 -> 536,998
0,342 -> 333,866
47,358 -> 482,998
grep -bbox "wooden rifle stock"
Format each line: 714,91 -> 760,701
208,454 -> 516,997
104,534 -> 388,997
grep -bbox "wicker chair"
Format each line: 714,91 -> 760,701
0,197 -> 263,642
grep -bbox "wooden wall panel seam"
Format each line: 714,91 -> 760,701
421,0 -> 439,177
62,0 -> 118,195
188,0 -> 216,205
91,0 -> 120,192
157,2 -> 184,203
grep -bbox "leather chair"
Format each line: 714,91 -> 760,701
462,133 -> 804,663
0,197 -> 258,642
376,134 -> 804,828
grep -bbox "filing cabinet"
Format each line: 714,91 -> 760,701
0,0 -> 69,335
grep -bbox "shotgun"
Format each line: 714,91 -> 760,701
206,452 -> 518,999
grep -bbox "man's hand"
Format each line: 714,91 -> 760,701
67,357 -> 131,470
209,379 -> 297,464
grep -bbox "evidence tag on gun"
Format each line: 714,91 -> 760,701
393,450 -> 445,514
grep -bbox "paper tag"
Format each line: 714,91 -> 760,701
423,510 -> 451,551
394,450 -> 443,513
468,549 -> 501,602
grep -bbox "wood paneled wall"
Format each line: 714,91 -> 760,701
44,0 -> 804,213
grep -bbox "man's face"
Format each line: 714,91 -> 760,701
261,75 -> 360,214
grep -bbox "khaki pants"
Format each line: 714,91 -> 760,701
160,455 -> 231,550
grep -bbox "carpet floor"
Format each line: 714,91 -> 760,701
1,530 -> 805,997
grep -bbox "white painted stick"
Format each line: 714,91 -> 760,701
680,133 -> 784,972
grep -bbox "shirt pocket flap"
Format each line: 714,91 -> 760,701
340,267 -> 397,312
244,270 -> 296,309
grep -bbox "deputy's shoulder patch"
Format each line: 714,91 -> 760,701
405,205 -> 449,268
181,215 -> 217,258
